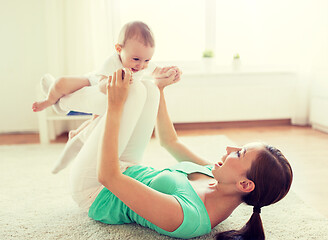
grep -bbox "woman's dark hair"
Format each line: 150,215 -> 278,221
215,144 -> 293,240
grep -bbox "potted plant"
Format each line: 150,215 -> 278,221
202,49 -> 214,72
203,49 -> 214,58
232,53 -> 241,71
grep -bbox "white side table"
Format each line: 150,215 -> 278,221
35,85 -> 92,144
37,107 -> 92,144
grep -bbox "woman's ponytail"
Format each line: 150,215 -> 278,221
215,210 -> 264,240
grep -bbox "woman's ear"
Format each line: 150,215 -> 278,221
115,44 -> 122,54
237,179 -> 255,193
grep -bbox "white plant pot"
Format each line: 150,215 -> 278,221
203,58 -> 214,72
232,58 -> 241,71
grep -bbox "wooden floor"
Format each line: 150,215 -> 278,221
1,124 -> 327,217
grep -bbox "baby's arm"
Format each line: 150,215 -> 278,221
98,76 -> 108,94
32,75 -> 91,112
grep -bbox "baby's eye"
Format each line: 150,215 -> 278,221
145,60 -> 150,62
133,58 -> 139,61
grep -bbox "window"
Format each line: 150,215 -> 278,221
116,0 -> 206,62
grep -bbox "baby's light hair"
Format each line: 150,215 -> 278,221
117,21 -> 155,47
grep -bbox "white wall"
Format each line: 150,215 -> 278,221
0,0 -> 327,133
163,71 -> 297,123
0,0 -> 47,133
214,0 -> 328,68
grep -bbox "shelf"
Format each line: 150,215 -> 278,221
46,115 -> 92,121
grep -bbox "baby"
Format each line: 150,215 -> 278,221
33,21 -> 180,173
33,21 -> 177,113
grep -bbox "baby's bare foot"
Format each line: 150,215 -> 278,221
32,100 -> 52,112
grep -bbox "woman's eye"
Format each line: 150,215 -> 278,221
236,151 -> 240,157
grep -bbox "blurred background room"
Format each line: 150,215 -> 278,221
1,0 -> 328,229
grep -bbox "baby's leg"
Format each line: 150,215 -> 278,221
57,75 -> 131,116
32,74 -> 56,112
56,85 -> 107,116
32,75 -> 90,112
119,80 -> 160,164
69,81 -> 148,208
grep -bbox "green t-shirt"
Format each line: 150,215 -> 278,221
88,162 -> 214,239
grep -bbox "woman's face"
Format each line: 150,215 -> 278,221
212,143 -> 264,185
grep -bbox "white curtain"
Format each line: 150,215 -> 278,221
292,67 -> 312,125
43,0 -> 119,137
291,0 -> 328,126
44,0 -> 118,76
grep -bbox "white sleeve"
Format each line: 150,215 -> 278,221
84,54 -> 123,86
84,72 -> 104,86
97,53 -> 123,76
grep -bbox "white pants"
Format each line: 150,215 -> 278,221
60,80 -> 160,210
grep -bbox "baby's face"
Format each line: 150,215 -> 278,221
118,38 -> 155,73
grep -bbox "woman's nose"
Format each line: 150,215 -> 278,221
226,146 -> 242,154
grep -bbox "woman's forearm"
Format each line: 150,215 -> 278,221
156,89 -> 213,166
156,89 -> 178,147
97,69 -> 133,185
97,109 -> 122,184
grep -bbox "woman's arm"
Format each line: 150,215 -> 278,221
155,70 -> 213,166
97,69 -> 183,232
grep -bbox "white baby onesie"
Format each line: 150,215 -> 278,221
86,53 -> 156,86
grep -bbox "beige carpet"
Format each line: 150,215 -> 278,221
1,135 -> 327,240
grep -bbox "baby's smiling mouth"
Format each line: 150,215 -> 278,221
131,68 -> 139,73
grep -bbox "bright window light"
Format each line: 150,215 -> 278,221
117,0 -> 205,62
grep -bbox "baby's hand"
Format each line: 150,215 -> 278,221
98,78 -> 108,94
153,66 -> 182,80
153,66 -> 182,90
99,70 -> 134,94
106,68 -> 131,111
153,66 -> 174,79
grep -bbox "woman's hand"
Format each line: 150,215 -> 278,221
107,68 -> 132,112
153,66 -> 182,90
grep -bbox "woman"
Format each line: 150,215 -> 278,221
68,69 -> 293,240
